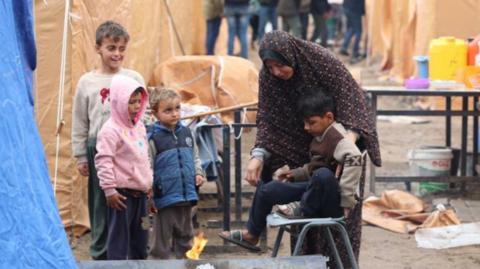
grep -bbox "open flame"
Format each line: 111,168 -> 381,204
186,232 -> 208,260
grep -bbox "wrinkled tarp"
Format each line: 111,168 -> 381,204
150,55 -> 258,123
362,190 -> 460,233
415,222 -> 480,249
0,0 -> 76,268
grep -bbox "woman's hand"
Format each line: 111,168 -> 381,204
245,158 -> 264,187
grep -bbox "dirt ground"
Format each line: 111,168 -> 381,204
71,47 -> 480,268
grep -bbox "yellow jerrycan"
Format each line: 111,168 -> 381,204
429,37 -> 467,81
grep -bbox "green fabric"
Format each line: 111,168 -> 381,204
87,138 -> 108,260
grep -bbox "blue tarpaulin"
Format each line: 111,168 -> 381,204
0,0 -> 77,268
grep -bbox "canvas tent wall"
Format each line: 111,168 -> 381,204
366,0 -> 480,81
0,0 -> 76,267
35,0 -> 256,236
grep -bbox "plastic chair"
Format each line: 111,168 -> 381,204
266,152 -> 368,269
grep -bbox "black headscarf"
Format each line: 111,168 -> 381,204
255,30 -> 381,167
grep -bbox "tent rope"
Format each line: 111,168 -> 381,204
53,0 -> 70,196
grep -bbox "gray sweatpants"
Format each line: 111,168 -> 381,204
149,205 -> 194,259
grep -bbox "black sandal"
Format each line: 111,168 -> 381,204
218,230 -> 261,252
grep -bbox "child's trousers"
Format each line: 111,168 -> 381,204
246,167 -> 343,237
106,192 -> 148,260
149,205 -> 194,259
86,139 -> 107,260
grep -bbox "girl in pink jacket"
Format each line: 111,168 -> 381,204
94,74 -> 153,260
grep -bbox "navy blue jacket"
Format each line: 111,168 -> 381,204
148,122 -> 198,210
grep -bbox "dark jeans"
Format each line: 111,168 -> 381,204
311,13 -> 328,47
250,14 -> 259,43
258,5 -> 278,41
86,139 -> 107,260
299,12 -> 309,40
246,167 -> 343,237
206,17 -> 222,55
341,9 -> 363,57
106,194 -> 148,260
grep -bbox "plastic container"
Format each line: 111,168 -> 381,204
429,37 -> 467,81
405,78 -> 429,89
414,56 -> 429,78
467,39 -> 479,66
476,42 -> 480,66
407,147 -> 453,196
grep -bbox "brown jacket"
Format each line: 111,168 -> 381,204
203,0 -> 224,20
290,122 -> 362,208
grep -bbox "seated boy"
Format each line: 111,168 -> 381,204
219,90 -> 362,251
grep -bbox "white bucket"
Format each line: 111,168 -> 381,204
407,147 -> 453,176
407,147 -> 453,195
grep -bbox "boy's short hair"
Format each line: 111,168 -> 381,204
149,87 -> 181,112
95,20 -> 130,46
297,90 -> 335,118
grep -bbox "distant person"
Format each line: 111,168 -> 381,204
148,88 -> 205,259
203,0 -> 224,55
340,0 -> 365,62
310,0 -> 331,47
277,0 -> 301,38
299,0 -> 312,40
224,0 -> 250,58
95,75 -> 152,260
71,20 -> 145,260
258,0 -> 279,41
249,0 -> 261,49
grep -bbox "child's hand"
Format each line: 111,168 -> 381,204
146,188 -> 153,200
277,170 -> 293,182
149,201 -> 157,214
343,207 -> 351,218
106,193 -> 127,210
195,175 -> 205,187
77,162 -> 89,177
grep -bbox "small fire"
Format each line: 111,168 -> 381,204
186,232 -> 208,260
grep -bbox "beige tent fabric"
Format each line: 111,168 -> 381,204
35,0 -> 232,236
367,0 -> 480,80
150,56 -> 258,123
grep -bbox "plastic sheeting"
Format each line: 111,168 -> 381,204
366,0 -> 480,80
0,0 -> 76,268
150,55 -> 258,123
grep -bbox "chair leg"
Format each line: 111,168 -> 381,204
271,227 -> 285,257
292,222 -> 317,256
325,227 -> 344,269
333,223 -> 359,269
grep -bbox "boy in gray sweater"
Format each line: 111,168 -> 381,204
71,20 -> 144,260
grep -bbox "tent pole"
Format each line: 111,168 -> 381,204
163,0 -> 186,55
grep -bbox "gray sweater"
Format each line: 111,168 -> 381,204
71,68 -> 144,163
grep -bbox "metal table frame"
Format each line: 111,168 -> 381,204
365,87 -> 480,194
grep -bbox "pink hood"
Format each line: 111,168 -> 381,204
110,74 -> 148,127
95,75 -> 153,197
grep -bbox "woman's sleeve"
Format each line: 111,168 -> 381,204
254,70 -> 269,149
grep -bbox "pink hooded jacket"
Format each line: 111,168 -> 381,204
95,75 -> 153,197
